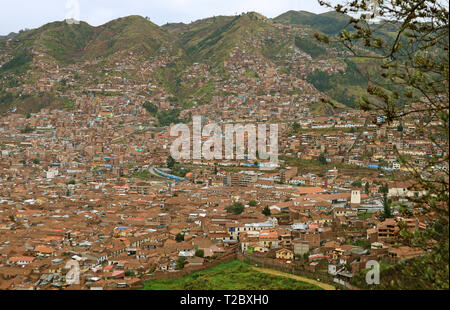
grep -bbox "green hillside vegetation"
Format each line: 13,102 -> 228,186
151,58 -> 214,107
143,101 -> 158,114
0,11 -> 402,112
142,259 -> 322,290
182,12 -> 270,64
154,58 -> 186,99
306,54 -> 418,109
184,15 -> 240,62
0,92 -> 61,114
261,37 -> 292,61
7,16 -> 181,65
0,91 -> 14,107
83,16 -> 180,60
307,58 -> 368,107
0,50 -> 33,74
38,22 -> 95,63
156,109 -> 183,127
308,100 -> 347,115
0,32 -> 19,40
273,10 -> 353,35
294,36 -> 326,58
350,255 -> 447,290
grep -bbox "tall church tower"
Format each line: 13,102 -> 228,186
351,189 -> 361,204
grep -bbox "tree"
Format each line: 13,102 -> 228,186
176,257 -> 187,270
21,125 -> 34,133
318,152 -> 327,165
175,233 -> 184,242
382,192 -> 392,220
379,182 -> 389,194
195,249 -> 204,258
292,122 -> 301,131
351,180 -> 362,188
143,101 -> 158,114
364,182 -> 370,194
125,270 -> 135,277
225,202 -> 245,215
167,155 -> 176,169
303,251 -> 310,261
317,0 -> 449,288
262,206 -> 271,216
248,200 -> 257,207
399,204 -> 412,217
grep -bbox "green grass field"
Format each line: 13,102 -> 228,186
142,260 -> 322,290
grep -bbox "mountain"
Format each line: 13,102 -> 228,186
81,16 -> 181,60
0,10 -> 382,113
273,10 -> 353,35
0,32 -> 19,40
3,15 -> 181,65
176,12 -> 272,64
1,11 -> 354,68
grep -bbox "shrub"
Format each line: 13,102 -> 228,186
226,202 -> 245,215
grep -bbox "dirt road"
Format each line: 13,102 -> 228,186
251,266 -> 336,290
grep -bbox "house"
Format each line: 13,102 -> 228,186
333,207 -> 357,218
293,240 -> 309,256
34,245 -> 56,257
297,187 -> 326,195
387,246 -> 425,263
388,181 -> 426,198
253,245 -> 268,253
275,248 -> 294,260
111,270 -> 125,279
186,256 -> 204,266
7,256 -> 35,266
178,250 -> 195,257
279,233 -> 292,247
259,229 -> 279,249
377,218 -> 398,243
366,227 -> 378,243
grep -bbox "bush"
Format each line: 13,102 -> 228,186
125,270 -> 135,277
175,233 -> 184,242
226,202 -> 245,215
0,92 -> 14,106
176,257 -> 187,270
351,180 -> 362,188
157,109 -> 182,126
20,125 -> 34,133
143,101 -> 158,114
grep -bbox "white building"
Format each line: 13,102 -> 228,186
351,189 -> 361,204
46,167 -> 59,179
